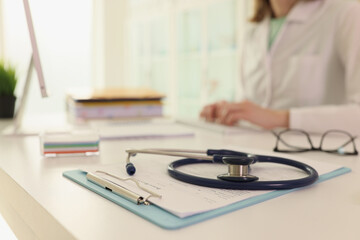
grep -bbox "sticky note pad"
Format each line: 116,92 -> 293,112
40,130 -> 100,157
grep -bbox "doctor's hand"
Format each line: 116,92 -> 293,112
200,100 -> 289,129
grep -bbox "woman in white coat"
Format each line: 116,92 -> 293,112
200,0 -> 360,134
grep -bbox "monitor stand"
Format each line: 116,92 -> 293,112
1,55 -> 69,136
1,55 -> 36,136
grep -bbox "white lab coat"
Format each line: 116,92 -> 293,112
239,0 -> 360,134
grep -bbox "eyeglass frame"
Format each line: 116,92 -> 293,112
272,129 -> 358,156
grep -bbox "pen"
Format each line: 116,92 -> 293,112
86,172 -> 148,205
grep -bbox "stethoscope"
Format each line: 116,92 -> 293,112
125,148 -> 319,190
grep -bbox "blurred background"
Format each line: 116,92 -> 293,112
0,0 -> 250,119
0,2 -> 249,236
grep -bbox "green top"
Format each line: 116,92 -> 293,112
268,17 -> 286,49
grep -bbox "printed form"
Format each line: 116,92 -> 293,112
84,151 -> 343,218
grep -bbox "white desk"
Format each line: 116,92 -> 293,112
0,119 -> 360,240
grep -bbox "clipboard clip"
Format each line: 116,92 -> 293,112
86,171 -> 162,205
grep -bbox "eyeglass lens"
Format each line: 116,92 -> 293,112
320,131 -> 355,153
275,130 -> 312,151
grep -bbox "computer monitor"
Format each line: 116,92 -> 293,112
23,0 -> 48,98
2,0 -> 48,135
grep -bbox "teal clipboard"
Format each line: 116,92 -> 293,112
63,167 -> 351,230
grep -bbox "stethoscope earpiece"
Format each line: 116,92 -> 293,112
126,163 -> 136,175
126,152 -> 138,175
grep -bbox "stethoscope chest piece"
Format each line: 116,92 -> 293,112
217,156 -> 259,182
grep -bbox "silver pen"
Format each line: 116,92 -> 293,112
86,172 -> 148,205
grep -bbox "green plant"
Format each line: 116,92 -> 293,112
0,62 -> 17,97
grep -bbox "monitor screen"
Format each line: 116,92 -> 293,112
22,0 -> 48,98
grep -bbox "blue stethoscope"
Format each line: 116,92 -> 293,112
125,148 -> 319,190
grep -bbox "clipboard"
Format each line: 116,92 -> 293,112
63,167 -> 350,230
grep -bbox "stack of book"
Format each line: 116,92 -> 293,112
66,88 -> 164,120
40,130 -> 100,157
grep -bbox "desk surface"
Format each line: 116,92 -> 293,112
0,119 -> 360,240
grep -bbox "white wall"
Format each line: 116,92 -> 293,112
91,0 -> 249,118
0,0 -> 4,58
91,0 -> 127,88
122,0 -> 249,117
1,0 -> 93,115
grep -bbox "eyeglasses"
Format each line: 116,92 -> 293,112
272,129 -> 358,156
